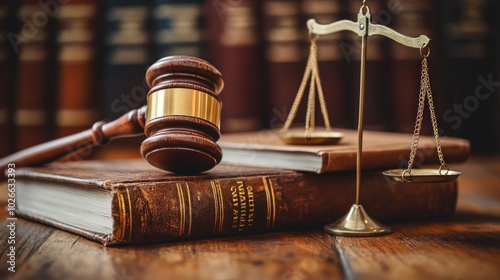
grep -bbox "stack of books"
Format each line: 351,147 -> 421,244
11,129 -> 469,245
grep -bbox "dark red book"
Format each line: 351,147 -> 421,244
262,0 -> 307,130
54,0 -> 102,137
206,0 -> 265,132
388,0 -> 440,133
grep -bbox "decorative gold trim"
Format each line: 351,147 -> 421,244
263,177 -> 276,228
116,190 -> 126,241
185,183 -> 192,236
216,182 -> 224,232
211,181 -> 219,232
211,180 -> 224,233
147,88 -> 221,128
125,188 -> 133,240
176,183 -> 186,236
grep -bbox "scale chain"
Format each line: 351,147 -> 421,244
405,51 -> 447,176
280,35 -> 332,135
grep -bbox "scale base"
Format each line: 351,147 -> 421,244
323,204 -> 391,236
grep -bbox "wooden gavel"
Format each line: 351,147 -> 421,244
0,56 -> 224,178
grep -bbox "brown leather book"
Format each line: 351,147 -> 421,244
15,159 -> 458,246
219,128 -> 470,173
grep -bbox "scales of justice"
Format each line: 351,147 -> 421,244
279,0 -> 462,236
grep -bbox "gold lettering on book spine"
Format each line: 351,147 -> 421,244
262,177 -> 276,228
211,180 -> 224,233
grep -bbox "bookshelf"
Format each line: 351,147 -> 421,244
2,0 -> 499,158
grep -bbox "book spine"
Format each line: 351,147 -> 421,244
152,0 -> 205,59
319,139 -> 470,173
0,3 -> 15,157
388,0 -> 437,133
262,0 -> 307,130
495,1 -> 500,152
206,0 -> 264,132
109,171 -> 457,244
440,0 -> 495,153
101,0 -> 153,121
54,0 -> 101,137
13,0 -> 57,151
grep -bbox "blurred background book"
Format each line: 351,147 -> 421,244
2,0 -> 499,158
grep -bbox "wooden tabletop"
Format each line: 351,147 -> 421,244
1,154 -> 499,280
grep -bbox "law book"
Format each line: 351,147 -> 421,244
439,0 -> 495,153
101,0 -> 153,121
54,0 -> 102,137
261,0 -> 307,129
218,128 -> 470,173
206,0 -> 265,132
13,0 -> 58,151
388,0 -> 440,134
152,0 -> 205,59
14,159 -> 458,246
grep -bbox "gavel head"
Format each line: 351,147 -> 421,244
141,56 -> 224,174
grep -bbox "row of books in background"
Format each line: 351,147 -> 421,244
1,0 -> 499,158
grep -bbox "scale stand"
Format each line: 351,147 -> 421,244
281,0 -> 460,236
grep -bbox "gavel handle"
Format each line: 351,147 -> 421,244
0,106 -> 147,180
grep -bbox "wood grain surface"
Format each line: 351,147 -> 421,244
1,155 -> 499,280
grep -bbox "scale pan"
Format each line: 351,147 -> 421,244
280,131 -> 344,145
383,169 -> 462,183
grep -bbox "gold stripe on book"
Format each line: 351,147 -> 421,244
125,188 -> 133,240
210,180 -> 224,233
263,177 -> 276,228
185,183 -> 193,236
176,183 -> 186,236
216,181 -> 224,232
210,181 -> 219,233
116,190 -> 126,241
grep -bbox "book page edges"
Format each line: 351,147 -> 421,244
221,137 -> 470,174
16,211 -> 117,246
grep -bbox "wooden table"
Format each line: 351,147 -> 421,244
1,155 -> 499,280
